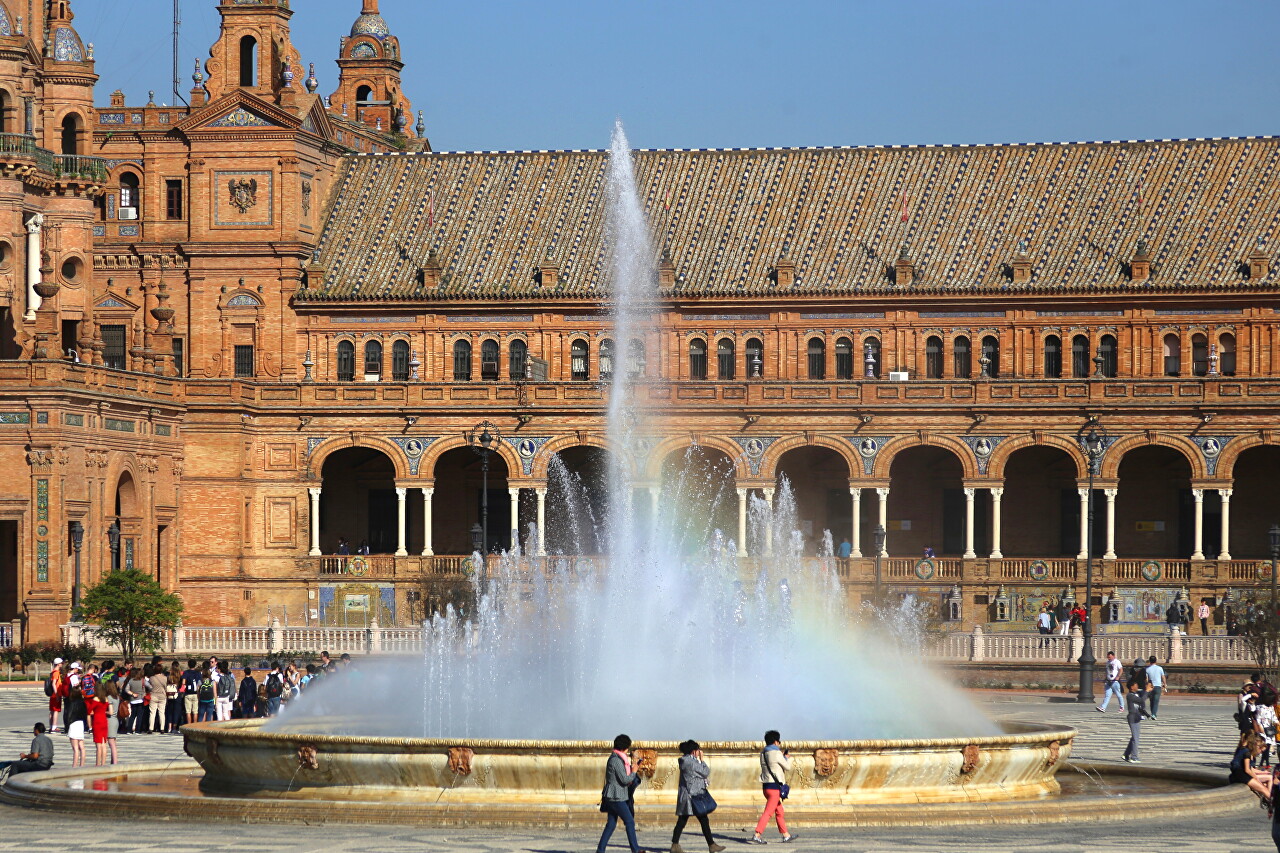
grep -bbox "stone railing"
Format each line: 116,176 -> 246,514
53,153 -> 108,182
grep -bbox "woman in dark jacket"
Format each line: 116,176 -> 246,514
236,667 -> 258,719
596,733 -> 644,853
672,740 -> 723,853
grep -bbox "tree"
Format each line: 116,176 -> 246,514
78,569 -> 184,660
1236,596 -> 1280,684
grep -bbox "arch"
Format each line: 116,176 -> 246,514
546,445 -> 614,555
925,335 -> 944,379
953,335 -> 971,378
452,339 -> 472,381
336,340 -> 355,381
599,338 -> 615,380
1043,334 -> 1062,378
717,337 -> 735,380
834,336 -> 854,380
642,435 -> 751,481
431,444 -> 512,555
1099,433 -> 1206,480
1219,331 -> 1237,376
806,336 -> 826,380
1162,332 -> 1181,376
421,434 -> 520,484
356,84 -> 375,104
306,435 -> 410,481
570,338 -> 589,381
985,433 -> 1087,480
870,433 -> 979,480
59,112 -> 81,156
658,444 -> 739,552
1224,444 -> 1280,559
239,35 -> 258,87
688,337 -> 708,380
1191,332 -> 1209,376
118,170 -> 141,214
759,434 -> 861,482
745,337 -> 764,378
1098,334 -> 1118,377
626,338 -> 646,378
528,434 -> 627,481
0,88 -> 12,135
863,335 -> 882,379
1000,444 -> 1085,557
509,338 -> 528,379
480,338 -> 499,380
391,339 -> 410,381
319,446 -> 399,554
114,470 -> 139,519
980,335 -> 1000,378
363,339 -> 382,378
1071,334 -> 1090,378
1215,436 -> 1280,481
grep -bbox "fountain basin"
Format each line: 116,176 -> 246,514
181,719 -> 1073,805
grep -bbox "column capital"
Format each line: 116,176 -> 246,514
1078,487 -> 1089,499
1219,488 -> 1233,500
307,486 -> 321,498
963,486 -> 975,499
508,486 -> 520,497
421,486 -> 434,499
875,487 -> 890,498
1103,488 -> 1118,499
535,487 -> 547,497
989,487 -> 1004,499
1192,488 -> 1203,501
395,486 -> 407,499
736,487 -> 748,500
849,486 -> 862,499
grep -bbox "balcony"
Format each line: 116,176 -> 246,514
54,153 -> 108,183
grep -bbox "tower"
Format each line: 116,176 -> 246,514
329,0 -> 413,135
200,0 -> 303,108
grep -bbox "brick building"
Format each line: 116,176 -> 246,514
1,0 -> 1279,643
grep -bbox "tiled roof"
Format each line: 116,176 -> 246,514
302,137 -> 1280,302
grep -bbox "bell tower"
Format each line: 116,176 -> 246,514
201,0 -> 303,107
329,0 -> 414,135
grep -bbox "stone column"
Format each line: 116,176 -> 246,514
989,487 -> 1004,559
963,487 -> 976,559
849,486 -> 862,558
1191,489 -> 1204,560
508,488 -> 521,551
736,488 -> 749,558
1077,487 -> 1089,559
1219,489 -> 1232,561
420,487 -> 434,557
763,487 -> 776,557
1103,488 -> 1118,560
535,487 -> 547,556
307,487 -> 321,556
648,486 -> 660,514
394,487 -> 408,557
876,487 -> 889,556
24,213 -> 42,321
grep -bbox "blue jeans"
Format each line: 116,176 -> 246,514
1099,679 -> 1123,710
266,697 -> 281,717
596,799 -> 639,853
1124,720 -> 1140,760
197,701 -> 216,722
1148,686 -> 1163,717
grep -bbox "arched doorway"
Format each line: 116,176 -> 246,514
887,446 -> 971,556
1227,446 -> 1280,559
1001,446 -> 1083,556
774,447 -> 850,555
319,448 -> 398,554
658,445 -> 736,553
1115,446 -> 1194,559
432,446 -> 510,554
114,472 -> 141,572
546,446 -> 611,555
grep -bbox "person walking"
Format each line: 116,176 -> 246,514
595,734 -> 644,853
1097,651 -> 1125,713
236,667 -> 258,719
751,730 -> 796,845
1122,680 -> 1144,762
263,662 -> 285,717
671,740 -> 724,853
1145,656 -> 1167,720
1036,606 -> 1053,648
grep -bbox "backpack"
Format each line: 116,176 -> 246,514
265,673 -> 283,699
81,674 -> 96,698
43,674 -> 54,697
197,678 -> 215,703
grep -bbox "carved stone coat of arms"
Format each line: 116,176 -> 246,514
228,178 -> 259,213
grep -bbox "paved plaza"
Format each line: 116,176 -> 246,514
0,686 -> 1270,851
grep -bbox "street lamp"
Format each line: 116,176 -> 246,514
1269,524 -> 1280,608
469,523 -> 484,554
873,523 -> 887,606
69,521 -> 83,612
107,519 -> 121,573
467,420 -> 501,557
1076,420 -> 1108,703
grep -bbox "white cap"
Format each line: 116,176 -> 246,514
70,661 -> 82,670
52,657 -> 63,665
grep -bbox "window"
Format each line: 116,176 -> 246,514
689,338 -> 708,380
717,338 -> 735,380
1043,335 -> 1062,379
239,35 -> 258,87
864,337 -> 882,379
1191,333 -> 1209,376
1163,333 -> 1181,376
1098,334 -> 1117,377
452,340 -> 471,381
746,338 -> 764,377
834,337 -> 853,380
234,344 -> 254,378
165,179 -> 183,220
1071,335 -> 1090,378
953,336 -> 971,379
509,339 -> 528,379
1220,333 -> 1237,376
337,341 -> 355,381
926,336 -> 944,379
392,340 -> 409,381
570,339 -> 589,381
102,324 -> 126,370
60,114 -> 79,156
480,339 -> 499,380
171,338 -> 184,376
807,337 -> 826,380
119,172 -> 140,215
627,339 -> 646,378
363,340 -> 382,378
356,85 -> 374,104
599,338 -> 615,380
981,335 -> 1000,378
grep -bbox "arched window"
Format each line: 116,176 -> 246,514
864,336 -> 882,379
480,338 -> 499,380
1098,334 -> 1117,377
953,336 -> 971,379
119,172 -> 140,216
452,339 -> 471,381
363,340 -> 382,378
981,335 -> 1000,378
1219,332 -> 1237,376
337,340 -> 355,382
925,336 -> 944,378
0,91 -> 10,135
1163,333 -> 1181,376
1043,335 -> 1062,379
1191,333 -> 1209,376
60,114 -> 79,156
746,338 -> 764,378
509,339 -> 528,379
834,337 -> 854,380
627,339 -> 646,378
239,35 -> 258,88
689,338 -> 708,380
570,339 -> 589,381
599,338 -> 615,380
807,337 -> 826,380
391,340 -> 409,381
356,85 -> 374,104
1071,335 -> 1090,378
717,338 -> 735,380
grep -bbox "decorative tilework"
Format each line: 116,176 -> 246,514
503,435 -> 551,476
0,6 -> 12,36
92,225 -> 105,237
107,193 -> 115,219
1082,434 -> 1121,476
64,414 -> 84,426
0,412 -> 30,424
688,313 -> 770,321
104,418 -> 135,432
214,170 -> 273,228
130,113 -> 143,124
960,435 -> 1005,476
124,539 -> 134,570
119,225 -> 139,237
36,540 -> 48,584
801,312 -> 885,320
36,480 -> 48,521
35,412 -> 47,424
207,107 -> 274,128
226,293 -> 262,307
99,113 -> 126,125
390,436 -> 436,476
158,113 -> 170,125
1191,434 -> 1233,476
306,436 -> 329,456
98,296 -> 128,308
844,435 -> 892,476
447,315 -> 533,323
730,435 -> 778,476
350,42 -> 377,59
351,13 -> 390,38
53,27 -> 83,62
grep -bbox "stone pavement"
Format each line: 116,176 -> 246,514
0,687 -> 1271,851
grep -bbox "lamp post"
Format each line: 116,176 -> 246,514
1269,524 -> 1280,608
468,420 -> 500,557
873,523 -> 887,606
69,521 -> 83,612
107,519 -> 121,573
1076,421 -> 1108,703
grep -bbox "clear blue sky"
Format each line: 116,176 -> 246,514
77,0 -> 1280,152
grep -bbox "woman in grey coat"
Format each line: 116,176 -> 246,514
596,733 -> 645,853
672,740 -> 724,853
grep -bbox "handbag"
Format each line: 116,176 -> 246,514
690,790 -> 718,816
763,749 -> 790,801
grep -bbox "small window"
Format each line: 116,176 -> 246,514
1071,335 -> 1090,378
864,337 -> 882,379
689,338 -> 707,380
1098,334 -> 1118,378
746,338 -> 764,377
102,324 -> 126,370
337,341 -> 355,381
1191,333 -> 1209,377
452,339 -> 471,381
1219,333 -> 1237,376
119,172 -> 140,214
807,337 -> 826,380
391,340 -> 409,381
834,337 -> 853,380
926,335 -> 944,379
171,338 -> 184,376
1043,335 -> 1062,379
356,85 -> 374,104
60,114 -> 79,156
509,339 -> 528,379
599,338 -> 615,380
239,35 -> 258,88
234,344 -> 254,378
953,336 -> 971,379
363,340 -> 382,378
717,338 -> 735,380
165,179 -> 183,220
981,335 -> 1000,378
1163,333 -> 1181,376
570,339 -> 589,381
480,339 -> 499,381
627,339 -> 646,378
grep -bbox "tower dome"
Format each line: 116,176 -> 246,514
350,0 -> 390,39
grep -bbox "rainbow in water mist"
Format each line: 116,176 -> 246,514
267,122 -> 997,742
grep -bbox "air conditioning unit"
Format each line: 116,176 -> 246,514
118,208 -> 138,220
888,371 -> 910,382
